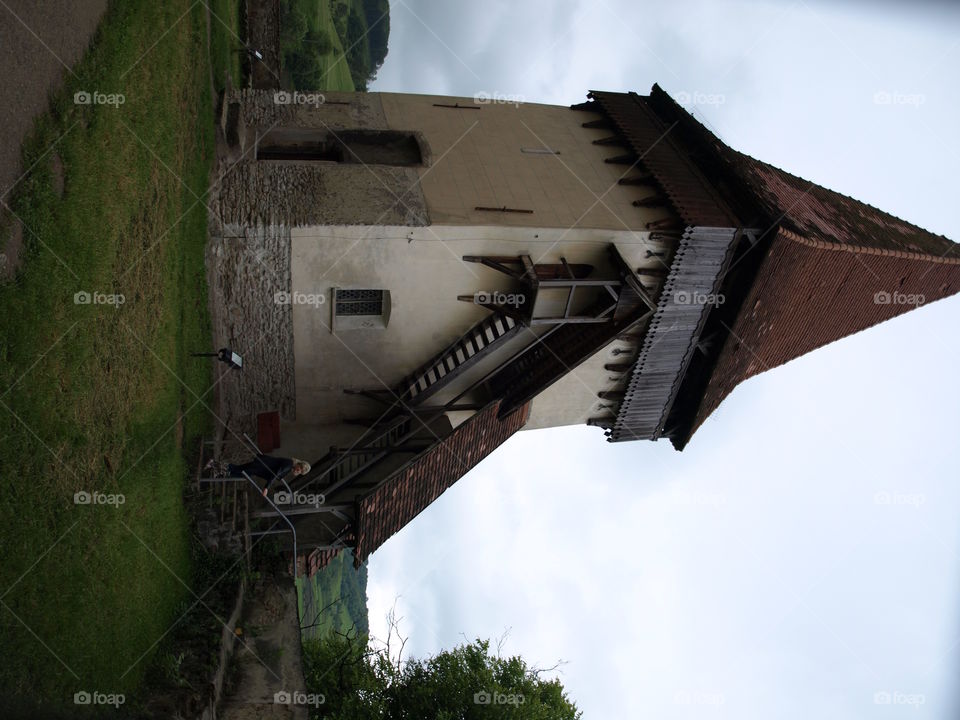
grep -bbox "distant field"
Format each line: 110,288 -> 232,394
319,0 -> 357,91
0,0 -> 239,710
297,550 -> 369,640
282,0 -> 355,91
282,0 -> 389,92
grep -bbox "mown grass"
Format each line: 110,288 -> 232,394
0,0 -> 239,711
210,0 -> 246,91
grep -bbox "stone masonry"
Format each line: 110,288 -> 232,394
207,223 -> 296,434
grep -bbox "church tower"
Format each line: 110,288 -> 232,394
212,85 -> 960,566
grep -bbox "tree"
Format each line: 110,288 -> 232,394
302,621 -> 581,719
280,5 -> 309,48
304,29 -> 333,57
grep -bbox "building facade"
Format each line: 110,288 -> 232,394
209,85 -> 960,568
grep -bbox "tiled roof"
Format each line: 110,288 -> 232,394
305,547 -> 343,576
728,151 -> 958,258
354,401 -> 530,563
686,227 -> 960,439
586,86 -> 960,446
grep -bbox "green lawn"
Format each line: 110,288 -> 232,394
210,0 -> 247,90
0,0 -> 240,711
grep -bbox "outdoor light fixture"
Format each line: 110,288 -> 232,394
191,348 -> 243,370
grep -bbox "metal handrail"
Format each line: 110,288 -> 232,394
244,471 -> 298,580
298,414 -> 409,493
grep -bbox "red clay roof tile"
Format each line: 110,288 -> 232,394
354,401 -> 530,563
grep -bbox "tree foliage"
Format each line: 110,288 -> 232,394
302,628 -> 581,719
279,0 -> 390,91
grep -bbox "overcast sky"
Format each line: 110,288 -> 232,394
365,1 -> 960,717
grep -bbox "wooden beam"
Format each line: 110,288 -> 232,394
581,118 -> 611,129
633,195 -> 669,208
604,153 -> 638,165
474,206 -> 534,214
462,255 -> 524,279
251,504 -> 353,519
537,278 -> 622,288
592,136 -> 627,146
618,174 -> 655,186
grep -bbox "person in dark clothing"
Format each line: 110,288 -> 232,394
205,454 -> 310,496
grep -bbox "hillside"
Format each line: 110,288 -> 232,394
281,0 -> 389,91
297,550 -> 370,640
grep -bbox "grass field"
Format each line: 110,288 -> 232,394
210,0 -> 247,90
319,0 -> 357,91
0,0 -> 240,711
282,0 -> 357,91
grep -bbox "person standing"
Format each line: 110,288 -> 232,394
206,454 -> 310,496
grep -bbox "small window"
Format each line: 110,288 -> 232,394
335,289 -> 384,316
332,288 -> 391,331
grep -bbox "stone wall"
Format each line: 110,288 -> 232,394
207,224 -> 296,432
215,90 -> 429,228
232,88 -> 389,130
214,161 -> 428,227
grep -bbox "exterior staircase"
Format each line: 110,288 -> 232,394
397,312 -> 522,405
299,414 -> 418,498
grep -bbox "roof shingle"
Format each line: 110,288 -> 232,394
354,401 -> 530,563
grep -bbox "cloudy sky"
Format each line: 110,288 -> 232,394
365,1 -> 960,717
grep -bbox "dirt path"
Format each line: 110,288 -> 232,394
0,0 -> 108,273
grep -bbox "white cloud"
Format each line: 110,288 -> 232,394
368,2 -> 960,717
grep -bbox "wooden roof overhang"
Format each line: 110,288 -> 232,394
574,90 -> 760,443
607,226 -> 742,441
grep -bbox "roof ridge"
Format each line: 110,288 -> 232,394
777,226 -> 960,264
739,150 -> 954,243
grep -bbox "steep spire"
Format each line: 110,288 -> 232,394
584,86 -> 960,448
